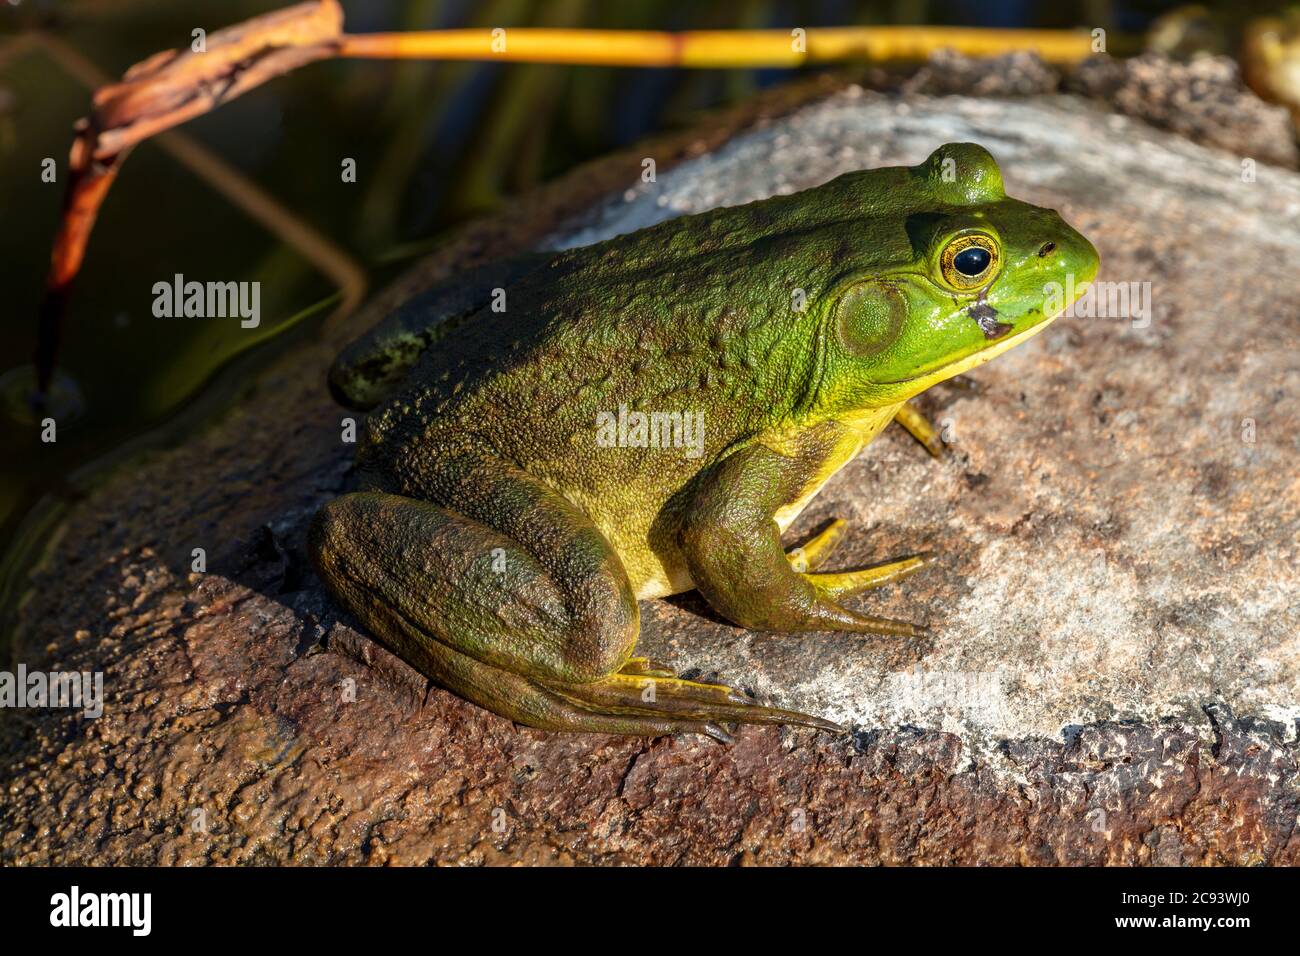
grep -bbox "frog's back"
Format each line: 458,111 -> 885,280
360,167 -> 916,482
364,244 -> 806,479
353,167 -> 923,593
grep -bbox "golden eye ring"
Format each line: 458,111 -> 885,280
939,233 -> 1000,290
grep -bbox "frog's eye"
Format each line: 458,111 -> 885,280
939,233 -> 1000,290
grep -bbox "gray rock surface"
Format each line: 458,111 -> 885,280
2,81 -> 1298,865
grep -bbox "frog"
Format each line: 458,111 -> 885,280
309,143 -> 1098,741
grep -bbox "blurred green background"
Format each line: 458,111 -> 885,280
0,0 -> 1287,630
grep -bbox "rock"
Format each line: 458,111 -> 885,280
1069,52 -> 1300,169
901,49 -> 1061,97
873,49 -> 1299,171
3,78 -> 1299,865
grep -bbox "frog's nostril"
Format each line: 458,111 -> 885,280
1038,241 -> 1056,258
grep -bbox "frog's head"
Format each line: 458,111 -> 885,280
816,143 -> 1098,411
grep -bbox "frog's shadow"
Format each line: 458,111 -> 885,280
219,512 -> 441,708
661,589 -> 730,625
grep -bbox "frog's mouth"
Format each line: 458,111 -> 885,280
879,267 -> 1095,389
880,309 -> 1062,387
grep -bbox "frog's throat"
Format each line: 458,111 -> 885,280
887,307 -> 1066,396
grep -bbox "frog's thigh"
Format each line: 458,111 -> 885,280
310,488 -> 638,686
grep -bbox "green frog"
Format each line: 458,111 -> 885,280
310,143 -> 1098,740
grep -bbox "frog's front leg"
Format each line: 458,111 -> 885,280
681,443 -> 930,638
310,459 -> 837,739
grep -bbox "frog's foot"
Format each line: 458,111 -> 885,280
808,605 -> 929,638
683,442 -> 938,641
342,609 -> 841,740
787,521 -> 937,622
539,670 -> 845,738
893,401 -> 947,459
791,550 -> 937,638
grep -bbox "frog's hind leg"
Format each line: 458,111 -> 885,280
310,478 -> 839,738
310,486 -> 638,689
385,637 -> 837,742
538,669 -> 842,736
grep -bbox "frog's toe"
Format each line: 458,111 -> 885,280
835,606 -> 931,638
703,723 -> 735,745
803,549 -> 938,601
618,656 -> 677,679
894,401 -> 948,459
786,517 -> 847,572
540,671 -> 844,735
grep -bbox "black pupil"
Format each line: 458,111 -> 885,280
954,246 -> 990,276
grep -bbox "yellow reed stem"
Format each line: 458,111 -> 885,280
337,26 -> 1095,68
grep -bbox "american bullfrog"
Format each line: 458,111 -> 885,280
310,143 -> 1098,740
